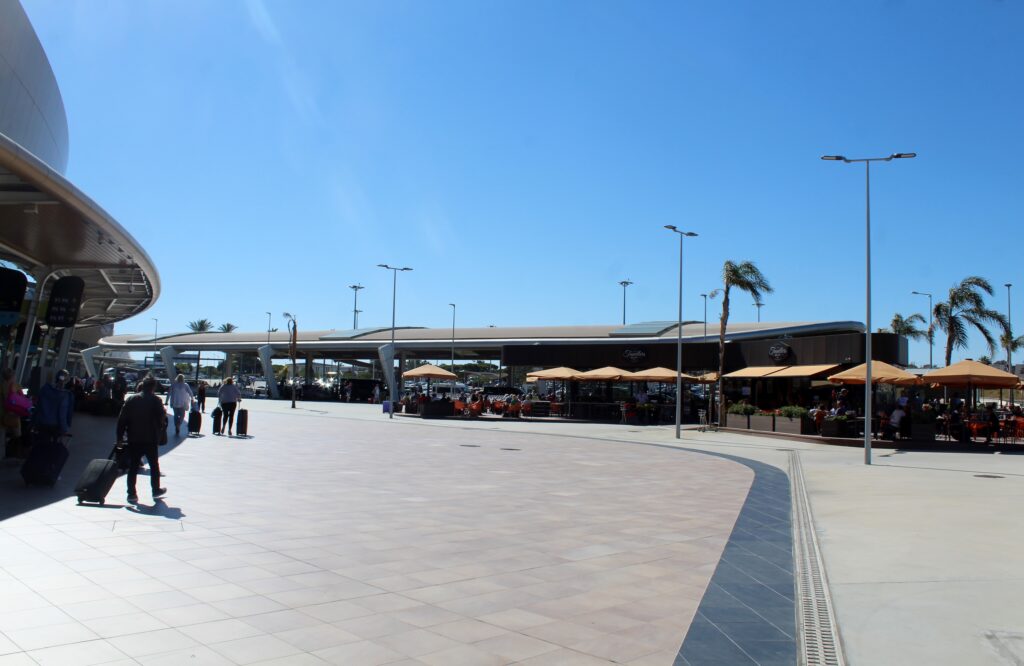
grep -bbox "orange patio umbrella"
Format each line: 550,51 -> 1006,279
623,367 -> 698,382
922,359 -> 1019,388
402,363 -> 458,380
574,366 -> 630,381
693,371 -> 719,384
827,361 -> 921,386
525,366 -> 581,381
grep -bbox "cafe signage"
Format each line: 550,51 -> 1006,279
768,342 -> 791,362
45,276 -> 85,328
622,348 -> 647,363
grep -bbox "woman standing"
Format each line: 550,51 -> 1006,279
217,376 -> 242,436
0,367 -> 23,458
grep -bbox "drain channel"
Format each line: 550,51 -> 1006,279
790,451 -> 845,666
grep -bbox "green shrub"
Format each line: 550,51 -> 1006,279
727,403 -> 757,415
778,405 -> 808,420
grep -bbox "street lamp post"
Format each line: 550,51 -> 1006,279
618,280 -> 633,326
152,318 -> 158,342
823,151 -> 916,465
1007,283 -> 1014,405
283,312 -> 297,408
266,312 -> 271,347
911,291 -> 933,368
665,226 -> 698,439
449,303 -> 456,376
753,300 -> 763,323
378,264 -> 412,418
349,284 -> 364,329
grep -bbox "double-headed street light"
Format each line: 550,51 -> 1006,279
1007,283 -> 1014,406
911,291 -> 933,368
349,284 -> 364,329
378,264 -> 412,418
753,300 -> 763,323
618,280 -> 633,326
665,226 -> 698,439
822,152 -> 916,465
282,312 -> 297,408
449,303 -> 456,375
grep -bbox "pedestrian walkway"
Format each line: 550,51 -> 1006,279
2,400 -> 1021,665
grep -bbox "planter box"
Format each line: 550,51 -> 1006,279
910,422 -> 936,441
748,414 -> 774,432
724,413 -> 751,429
820,419 -> 851,438
775,416 -> 816,435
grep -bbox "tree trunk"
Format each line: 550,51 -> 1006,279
717,287 -> 731,424
945,331 -> 954,367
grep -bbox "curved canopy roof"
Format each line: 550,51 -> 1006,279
0,133 -> 159,326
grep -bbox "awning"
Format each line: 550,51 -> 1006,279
768,364 -> 840,379
723,366 -> 788,379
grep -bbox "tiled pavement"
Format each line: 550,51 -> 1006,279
0,403 -> 796,665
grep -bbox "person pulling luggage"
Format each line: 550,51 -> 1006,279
217,376 -> 241,437
117,376 -> 167,503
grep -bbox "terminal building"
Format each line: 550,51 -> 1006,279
0,2 -> 159,383
97,321 -> 907,402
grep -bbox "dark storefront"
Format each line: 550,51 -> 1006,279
502,332 -> 906,373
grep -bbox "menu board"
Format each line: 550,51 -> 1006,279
45,276 -> 85,328
0,268 -> 27,326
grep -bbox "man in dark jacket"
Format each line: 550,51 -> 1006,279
33,369 -> 74,440
117,376 -> 167,503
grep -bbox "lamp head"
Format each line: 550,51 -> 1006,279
683,231 -> 698,237
400,267 -> 413,272
664,224 -> 677,231
821,155 -> 846,161
1007,283 -> 1013,288
891,152 -> 917,159
377,263 -> 389,269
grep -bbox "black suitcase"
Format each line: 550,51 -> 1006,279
188,410 -> 202,435
75,447 -> 121,505
212,407 -> 222,435
21,433 -> 69,487
236,408 -> 248,436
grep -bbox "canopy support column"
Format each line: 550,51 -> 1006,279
159,346 -> 177,378
378,343 -> 396,404
53,326 -> 75,371
81,346 -> 100,378
257,345 -> 279,399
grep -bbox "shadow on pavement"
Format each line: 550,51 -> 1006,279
0,411 -> 188,522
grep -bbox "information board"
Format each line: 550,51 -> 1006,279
45,276 -> 85,328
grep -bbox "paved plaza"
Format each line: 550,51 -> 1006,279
0,401 -> 1022,665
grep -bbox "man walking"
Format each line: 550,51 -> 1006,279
117,376 -> 167,503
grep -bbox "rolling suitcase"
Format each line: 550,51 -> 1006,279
75,446 -> 121,505
21,432 -> 69,487
212,406 -> 222,435
188,409 -> 202,435
235,408 -> 248,436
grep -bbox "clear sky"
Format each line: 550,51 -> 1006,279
23,0 -> 1024,367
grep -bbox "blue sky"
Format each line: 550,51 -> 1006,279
24,0 -> 1024,366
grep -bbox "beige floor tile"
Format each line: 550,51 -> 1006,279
312,639 -> 405,665
375,628 -> 463,657
429,618 -> 509,643
472,632 -> 560,661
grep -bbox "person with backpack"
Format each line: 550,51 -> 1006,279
33,369 -> 74,442
117,376 -> 167,503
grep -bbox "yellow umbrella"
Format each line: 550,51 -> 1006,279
922,359 -> 1019,388
402,363 -> 458,380
624,367 -> 698,382
526,366 -> 581,381
574,366 -> 630,381
693,371 -> 719,384
828,361 -> 921,386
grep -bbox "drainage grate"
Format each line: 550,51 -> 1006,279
500,448 -> 520,451
974,474 -> 1004,479
459,444 -> 480,448
790,451 -> 845,666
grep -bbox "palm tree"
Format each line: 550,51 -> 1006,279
218,323 -> 238,333
931,277 -> 1010,367
187,319 -> 213,333
887,313 -> 928,342
716,261 -> 773,421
